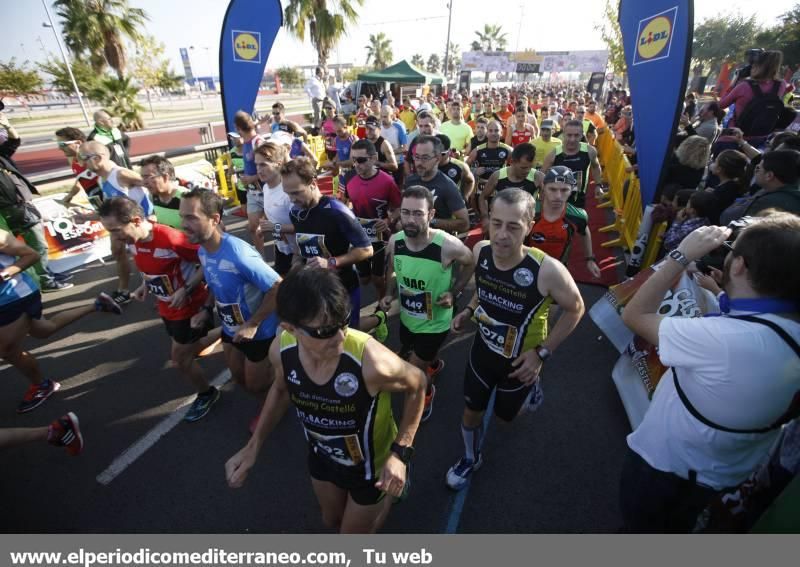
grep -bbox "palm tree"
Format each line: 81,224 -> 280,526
445,42 -> 461,77
89,76 -> 145,130
473,24 -> 508,83
411,54 -> 425,68
473,24 -> 508,52
284,0 -> 364,75
365,33 -> 393,70
427,54 -> 441,74
54,0 -> 149,79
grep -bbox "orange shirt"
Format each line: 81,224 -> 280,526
585,112 -> 606,130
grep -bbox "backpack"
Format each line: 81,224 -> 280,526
737,80 -> 796,137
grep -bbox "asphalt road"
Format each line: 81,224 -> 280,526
0,218 -> 629,534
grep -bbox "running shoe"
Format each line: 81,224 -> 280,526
47,412 -> 84,456
94,292 -> 123,315
41,280 -> 74,293
518,380 -> 544,416
373,309 -> 389,343
426,359 -> 445,379
184,387 -> 220,422
421,384 -> 436,423
17,380 -> 61,413
445,453 -> 484,491
110,290 -> 132,305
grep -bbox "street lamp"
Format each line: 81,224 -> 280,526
41,0 -> 91,127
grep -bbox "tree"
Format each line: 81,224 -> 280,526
472,24 -> 507,52
427,54 -> 441,74
472,24 -> 507,82
411,54 -> 425,68
277,66 -> 303,89
284,0 -> 364,74
130,35 -> 177,117
88,76 -> 145,130
445,42 -> 461,77
0,59 -> 44,96
365,32 -> 393,70
342,66 -> 369,82
756,5 -> 800,69
54,0 -> 149,79
594,0 -> 626,78
38,56 -> 100,96
692,13 -> 760,75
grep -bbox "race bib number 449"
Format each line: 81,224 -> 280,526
400,285 -> 432,320
474,305 -> 519,358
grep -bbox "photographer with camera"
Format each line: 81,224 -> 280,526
620,213 -> 800,532
719,50 -> 794,143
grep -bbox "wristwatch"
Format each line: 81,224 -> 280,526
390,442 -> 414,464
535,345 -> 552,362
327,256 -> 338,269
667,249 -> 690,267
272,222 -> 282,240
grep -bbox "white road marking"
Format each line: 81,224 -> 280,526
96,369 -> 231,485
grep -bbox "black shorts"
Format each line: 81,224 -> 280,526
274,249 -> 293,276
221,332 -> 274,362
0,292 -> 43,327
356,241 -> 386,279
399,321 -> 449,362
307,448 -> 386,506
463,338 -> 538,422
162,313 -> 213,345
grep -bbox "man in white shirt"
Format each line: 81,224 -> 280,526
304,67 -> 326,129
621,214 -> 800,532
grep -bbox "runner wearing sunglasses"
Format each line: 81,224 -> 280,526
225,267 -> 426,533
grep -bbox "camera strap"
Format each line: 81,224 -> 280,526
672,314 -> 800,434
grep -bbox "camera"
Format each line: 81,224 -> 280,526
695,216 -> 757,275
731,48 -> 766,86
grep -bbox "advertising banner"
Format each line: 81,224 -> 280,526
32,192 -> 111,273
179,47 -> 195,84
219,0 -> 283,136
461,50 -> 608,73
619,0 -> 693,206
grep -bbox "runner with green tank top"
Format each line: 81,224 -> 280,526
225,267 -> 425,534
381,185 -> 474,422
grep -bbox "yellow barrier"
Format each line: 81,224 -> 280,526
641,221 -> 668,268
594,130 -> 644,252
308,135 -> 327,165
215,152 -> 240,205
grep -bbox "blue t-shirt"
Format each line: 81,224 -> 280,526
199,233 -> 280,340
241,135 -> 265,177
101,168 -> 154,216
0,252 -> 38,307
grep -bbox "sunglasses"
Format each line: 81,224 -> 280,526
353,156 -> 371,164
78,153 -> 99,161
58,141 -> 79,148
296,312 -> 351,339
545,174 -> 576,185
413,153 -> 436,162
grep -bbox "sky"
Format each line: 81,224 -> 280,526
2,0 -> 797,80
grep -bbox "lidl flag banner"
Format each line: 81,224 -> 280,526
619,0 -> 693,206
219,0 -> 282,136
179,48 -> 194,84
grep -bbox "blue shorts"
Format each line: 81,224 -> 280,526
0,292 -> 43,327
348,286 -> 361,328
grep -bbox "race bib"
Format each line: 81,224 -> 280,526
307,430 -> 364,467
474,305 -> 519,358
144,273 -> 174,301
399,285 -> 432,320
358,218 -> 383,243
296,233 -> 330,259
216,301 -> 246,332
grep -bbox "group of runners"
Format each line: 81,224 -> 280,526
2,82 -> 609,532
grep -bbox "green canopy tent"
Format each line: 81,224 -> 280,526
357,60 -> 444,85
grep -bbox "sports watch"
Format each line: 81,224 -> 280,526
667,249 -> 690,267
535,345 -> 552,362
272,223 -> 282,240
327,256 -> 338,269
390,442 -> 414,464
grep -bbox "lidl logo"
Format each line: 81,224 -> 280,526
633,7 -> 678,66
232,30 -> 261,63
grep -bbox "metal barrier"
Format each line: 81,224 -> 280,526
29,141 -> 230,185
